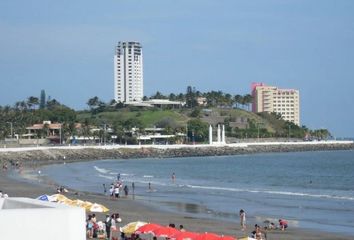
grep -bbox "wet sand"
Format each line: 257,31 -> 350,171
1,166 -> 352,240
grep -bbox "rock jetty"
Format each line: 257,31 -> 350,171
0,141 -> 353,167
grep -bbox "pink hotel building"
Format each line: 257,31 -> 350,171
251,83 -> 300,126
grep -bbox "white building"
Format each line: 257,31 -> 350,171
114,41 -> 143,103
251,83 -> 300,125
0,197 -> 85,240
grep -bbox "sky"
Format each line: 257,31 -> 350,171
0,0 -> 354,137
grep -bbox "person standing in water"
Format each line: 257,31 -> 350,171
103,184 -> 107,194
240,209 -> 246,231
124,185 -> 129,196
171,172 -> 176,183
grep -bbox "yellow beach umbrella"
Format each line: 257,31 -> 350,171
121,221 -> 147,235
83,201 -> 94,211
70,199 -> 86,207
60,198 -> 73,205
89,203 -> 109,213
51,194 -> 70,202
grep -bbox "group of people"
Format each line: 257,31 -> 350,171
56,185 -> 68,193
2,160 -> 21,171
0,190 -> 9,198
107,181 -> 130,199
103,173 -> 132,200
239,209 -> 288,240
86,213 -> 121,239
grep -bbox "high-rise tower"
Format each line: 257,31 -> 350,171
251,83 -> 300,125
114,41 -> 143,103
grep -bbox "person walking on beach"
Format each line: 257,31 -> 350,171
240,209 -> 246,231
105,214 -> 112,239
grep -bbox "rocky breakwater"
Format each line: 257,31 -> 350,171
0,141 -> 353,167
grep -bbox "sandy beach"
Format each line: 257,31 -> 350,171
1,146 -> 353,240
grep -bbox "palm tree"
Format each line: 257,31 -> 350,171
225,93 -> 233,107
151,91 -> 166,99
87,96 -> 100,111
27,96 -> 39,110
46,99 -> 61,110
234,95 -> 243,108
81,118 -> 92,143
243,94 -> 253,111
109,99 -> 117,106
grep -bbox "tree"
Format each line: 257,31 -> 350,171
115,101 -> 124,109
109,99 -> 117,106
151,91 -> 167,99
46,99 -> 61,110
190,108 -> 201,118
81,118 -> 92,142
40,90 -> 46,109
169,93 -> 177,101
187,119 -> 208,143
243,94 -> 253,111
87,96 -> 102,112
112,120 -> 125,144
234,95 -> 243,108
156,117 -> 178,129
87,96 -> 99,108
27,96 -> 39,110
225,93 -> 233,107
311,129 -> 331,140
186,86 -> 197,108
124,118 -> 143,130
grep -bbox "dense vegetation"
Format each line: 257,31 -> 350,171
0,88 -> 332,143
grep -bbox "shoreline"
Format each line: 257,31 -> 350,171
1,141 -> 353,240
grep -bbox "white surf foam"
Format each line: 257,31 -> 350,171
94,166 -> 110,174
186,185 -> 354,201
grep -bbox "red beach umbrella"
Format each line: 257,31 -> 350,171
219,235 -> 236,240
195,232 -> 221,240
170,231 -> 200,240
135,223 -> 163,234
152,226 -> 180,238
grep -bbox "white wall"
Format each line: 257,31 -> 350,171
0,198 -> 86,240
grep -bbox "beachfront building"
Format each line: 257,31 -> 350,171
197,97 -> 207,106
251,83 -> 300,125
23,121 -> 86,145
24,121 -> 63,144
126,127 -> 186,145
124,99 -> 185,109
114,41 -> 143,103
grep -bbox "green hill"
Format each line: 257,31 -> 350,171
77,108 -> 189,128
77,106 -> 307,140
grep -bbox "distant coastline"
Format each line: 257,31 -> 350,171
0,141 -> 352,166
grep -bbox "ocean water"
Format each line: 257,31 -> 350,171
41,150 -> 354,236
